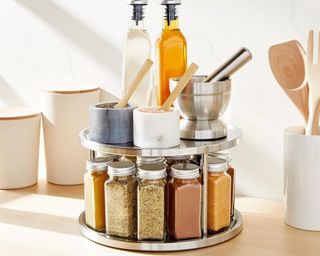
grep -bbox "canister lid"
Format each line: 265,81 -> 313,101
137,156 -> 165,165
209,151 -> 232,164
208,158 -> 227,173
161,0 -> 181,5
137,164 -> 167,179
0,108 -> 40,120
128,0 -> 148,4
171,163 -> 199,179
108,161 -> 135,176
86,157 -> 110,172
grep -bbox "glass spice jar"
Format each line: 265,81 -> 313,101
190,155 -> 202,166
209,152 -> 235,217
96,152 -> 121,162
136,156 -> 166,167
137,164 -> 167,241
207,158 -> 231,233
120,155 -> 137,163
165,155 -> 190,178
168,163 -> 202,240
84,157 -> 110,232
105,161 -> 137,239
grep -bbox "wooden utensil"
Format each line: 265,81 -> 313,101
160,63 -> 199,112
114,59 -> 153,108
269,40 -> 309,123
306,31 -> 320,135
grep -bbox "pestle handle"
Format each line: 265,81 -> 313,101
114,59 -> 153,108
202,47 -> 252,83
160,63 -> 199,112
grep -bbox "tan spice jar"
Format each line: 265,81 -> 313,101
209,152 -> 235,217
84,158 -> 109,232
168,163 -> 202,240
207,158 -> 231,233
137,164 -> 167,241
105,161 -> 137,239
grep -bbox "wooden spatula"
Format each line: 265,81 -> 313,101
306,31 -> 320,135
160,63 -> 199,112
269,40 -> 309,123
114,59 -> 153,108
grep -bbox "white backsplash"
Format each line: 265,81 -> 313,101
1,0 -> 319,200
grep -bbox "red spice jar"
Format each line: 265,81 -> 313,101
168,163 -> 202,240
209,152 -> 235,217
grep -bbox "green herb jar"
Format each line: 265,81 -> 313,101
105,161 -> 137,239
137,163 -> 167,241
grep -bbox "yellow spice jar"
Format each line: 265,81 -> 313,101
207,158 -> 231,233
84,157 -> 110,232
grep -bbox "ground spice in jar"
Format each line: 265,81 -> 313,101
137,164 -> 166,240
168,163 -> 202,240
207,158 -> 231,233
209,152 -> 235,217
84,158 -> 109,232
105,161 -> 137,238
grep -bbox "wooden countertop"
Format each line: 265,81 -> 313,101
0,179 -> 319,256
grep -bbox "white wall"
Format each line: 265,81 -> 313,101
0,0 -> 319,200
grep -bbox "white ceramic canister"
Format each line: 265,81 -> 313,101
133,107 -> 180,148
284,126 -> 320,231
41,87 -> 100,185
0,108 -> 41,189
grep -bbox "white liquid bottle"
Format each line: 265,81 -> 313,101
122,0 -> 152,107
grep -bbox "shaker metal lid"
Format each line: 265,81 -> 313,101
128,0 -> 148,4
138,164 -> 167,179
86,157 -> 112,172
171,163 -> 199,179
161,0 -> 181,5
209,152 -> 232,164
208,158 -> 227,173
166,155 -> 189,161
108,161 -> 135,176
137,156 -> 164,165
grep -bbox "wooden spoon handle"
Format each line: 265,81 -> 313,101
306,98 -> 320,135
160,63 -> 199,112
114,59 -> 153,108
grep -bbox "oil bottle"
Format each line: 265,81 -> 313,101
156,0 -> 187,105
122,0 -> 152,107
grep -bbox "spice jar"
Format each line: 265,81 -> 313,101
105,161 -> 137,238
168,163 -> 202,240
165,155 -> 190,178
98,152 -> 121,162
137,164 -> 167,241
84,158 -> 109,232
209,152 -> 235,217
136,156 -> 165,167
207,158 -> 231,233
120,155 -> 137,163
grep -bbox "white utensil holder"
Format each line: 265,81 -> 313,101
0,108 -> 41,189
41,87 -> 100,185
284,126 -> 320,231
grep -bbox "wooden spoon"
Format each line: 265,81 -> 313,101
114,59 -> 153,108
160,63 -> 199,112
269,40 -> 309,123
306,31 -> 320,135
